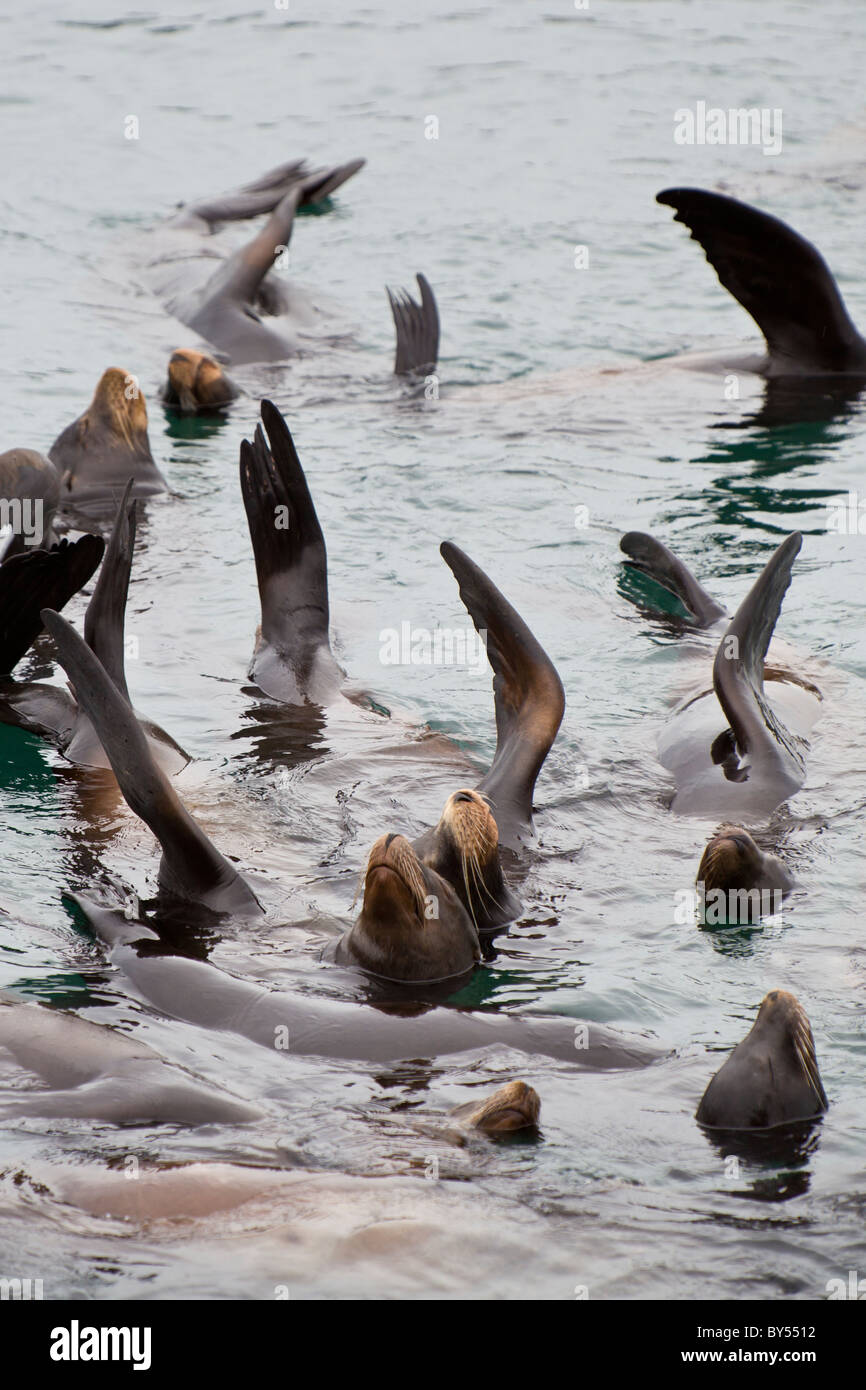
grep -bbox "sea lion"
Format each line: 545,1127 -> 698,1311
449,1079 -> 540,1134
62,893 -> 661,1070
412,788 -> 521,933
0,481 -> 187,775
49,368 -> 167,520
25,1084 -> 535,1219
0,995 -> 260,1126
697,824 -> 793,925
335,830 -> 482,984
696,990 -> 828,1129
620,530 -> 822,818
657,187 -> 866,378
161,348 -> 239,413
158,159 -> 366,366
0,449 -> 60,559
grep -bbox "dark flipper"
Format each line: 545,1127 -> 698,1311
194,160 -> 366,314
0,535 -> 104,675
41,609 -> 261,916
620,532 -> 727,627
179,158 -> 365,228
712,533 -> 805,780
240,400 -> 341,703
440,543 -> 565,847
657,188 -> 866,373
388,274 -> 440,376
83,478 -> 135,700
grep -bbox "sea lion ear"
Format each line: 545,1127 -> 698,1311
439,542 -> 564,850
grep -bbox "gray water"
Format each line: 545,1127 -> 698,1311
1,0 -> 866,1300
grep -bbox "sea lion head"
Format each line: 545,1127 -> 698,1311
346,832 -> 481,983
88,368 -> 151,455
417,789 -> 521,932
698,823 -> 793,904
455,1080 -> 541,1134
696,989 -> 828,1130
164,349 -> 238,413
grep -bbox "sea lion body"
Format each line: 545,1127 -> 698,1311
696,990 -> 828,1130
49,368 -> 167,520
0,996 -> 260,1126
621,531 -> 823,821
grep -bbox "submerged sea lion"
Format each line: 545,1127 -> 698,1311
696,990 -> 828,1130
620,530 -> 822,819
0,481 -> 187,774
657,187 -> 866,378
161,348 -> 239,413
49,369 -> 167,519
449,1079 -> 540,1134
61,894 -> 661,1070
0,449 -> 61,559
0,996 -> 260,1125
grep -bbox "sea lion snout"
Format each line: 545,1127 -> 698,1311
363,833 -> 428,922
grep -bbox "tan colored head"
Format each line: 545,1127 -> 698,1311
424,789 -> 515,932
698,825 -> 764,893
166,349 -> 236,411
88,368 -> 149,450
756,990 -> 825,1108
361,833 -> 429,924
457,1080 -> 541,1134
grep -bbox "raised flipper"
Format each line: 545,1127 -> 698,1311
239,399 -> 342,705
189,161 -> 366,323
711,533 -> 806,787
0,534 -> 104,675
620,531 -> 727,627
657,188 -> 866,374
388,274 -> 440,376
83,478 -> 135,700
175,157 -> 365,229
439,543 -> 565,848
41,609 -> 261,916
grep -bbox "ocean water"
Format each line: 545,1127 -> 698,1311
1,0 -> 866,1300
